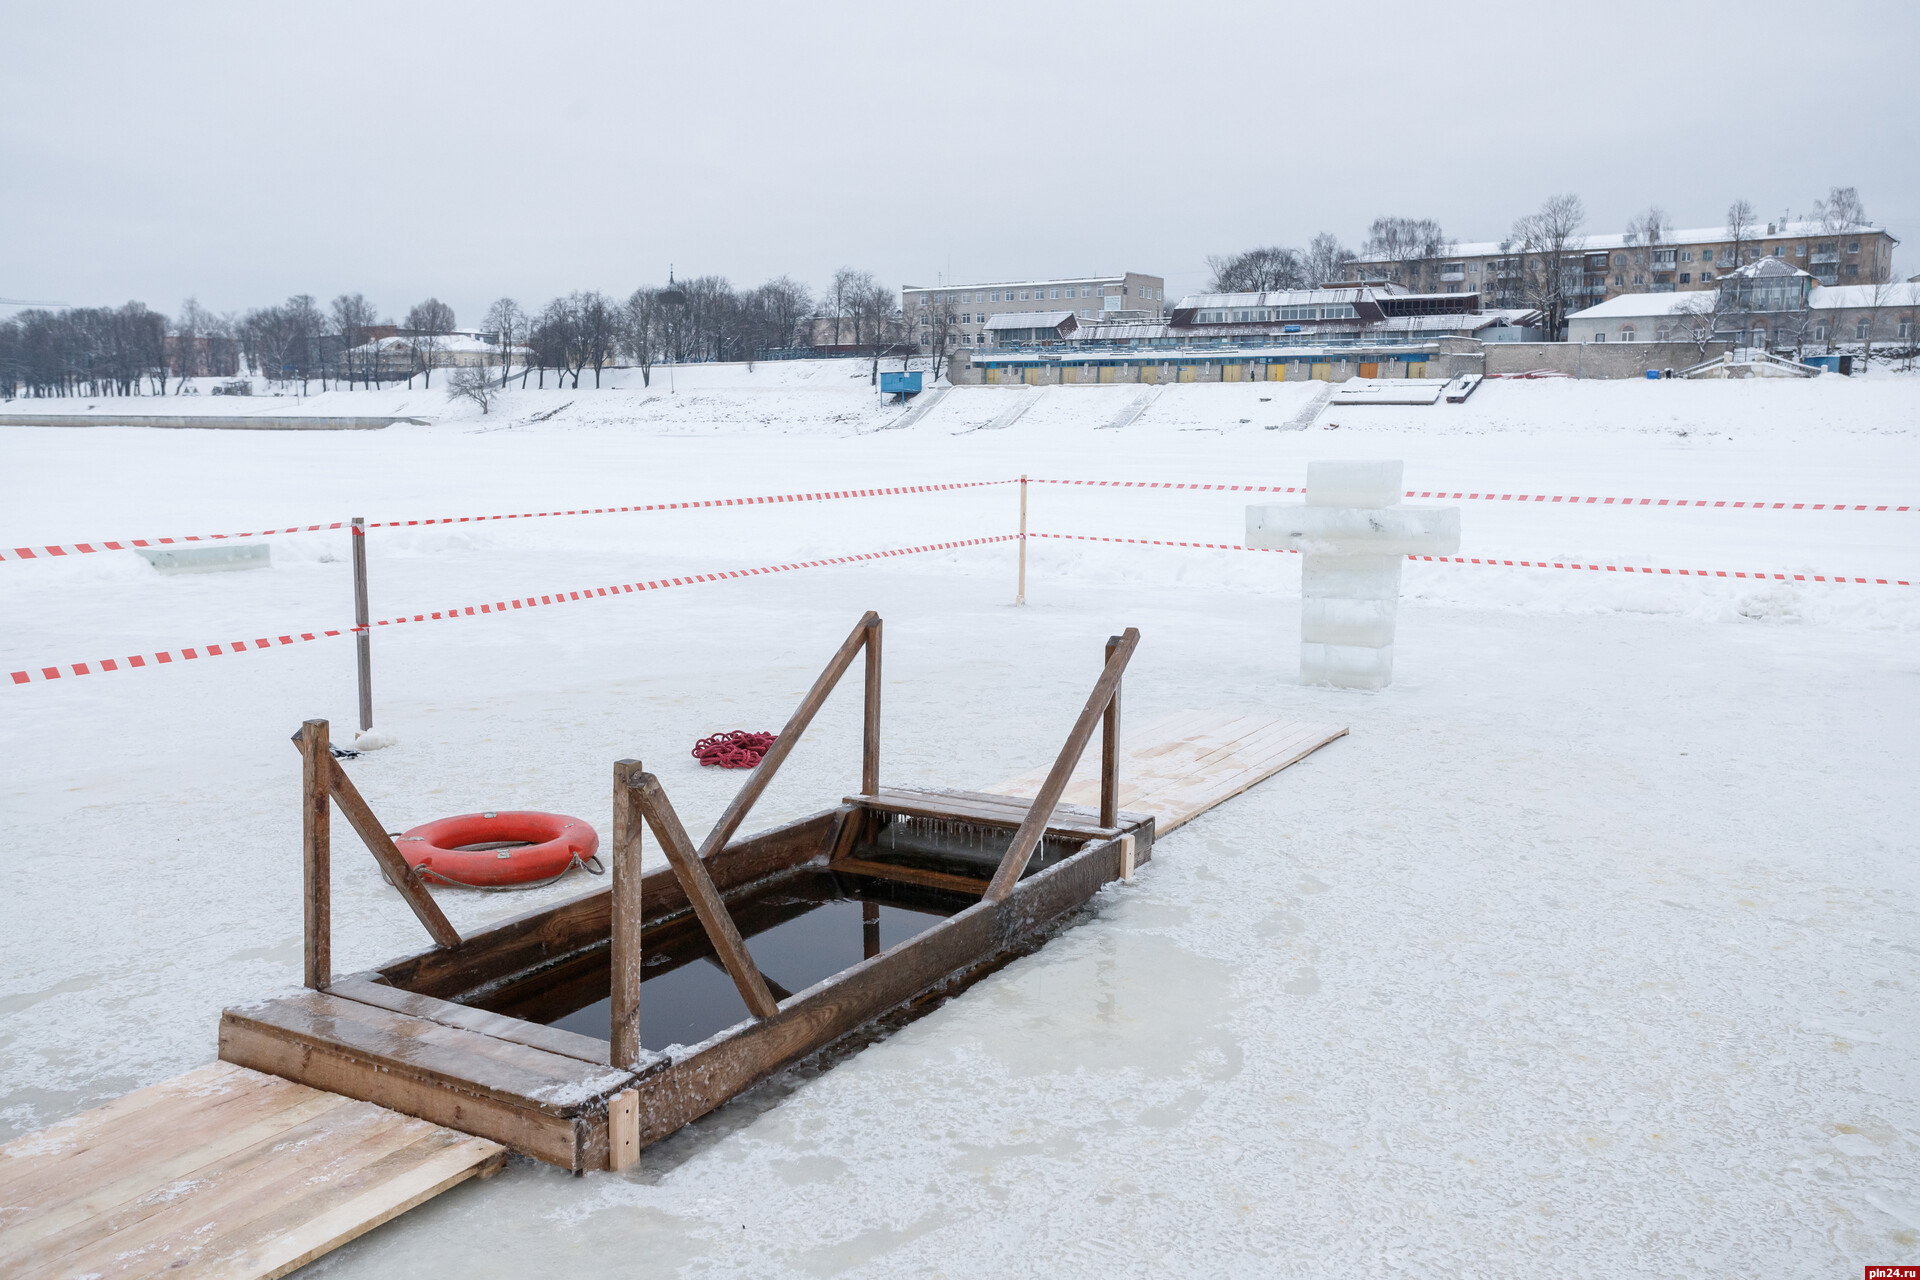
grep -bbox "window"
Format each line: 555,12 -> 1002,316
1049,288 -> 1060,299
1614,274 -> 1625,286
1613,254 -> 1626,266
1795,245 -> 1806,257
1633,274 -> 1644,284
1773,246 -> 1784,256
1847,264 -> 1859,276
1677,273 -> 1689,283
1700,271 -> 1713,282
1815,322 -> 1829,340
1020,291 -> 1030,300
1682,251 -> 1693,262
1848,241 -> 1860,253
1656,328 -> 1670,342
1856,320 -> 1870,339
1594,332 -> 1606,342
1899,319 -> 1911,340
1619,325 -> 1637,341
1702,249 -> 1714,262
1081,287 -> 1091,297
990,292 -> 1000,302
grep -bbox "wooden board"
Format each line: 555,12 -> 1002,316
0,1061 -> 504,1280
981,711 -> 1346,834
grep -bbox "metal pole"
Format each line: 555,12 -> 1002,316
1016,474 -> 1027,605
351,517 -> 372,732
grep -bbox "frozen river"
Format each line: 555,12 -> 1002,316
3,365 -> 1916,1275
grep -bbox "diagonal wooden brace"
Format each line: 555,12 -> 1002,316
633,772 -> 779,1021
984,627 -> 1140,903
290,723 -> 461,951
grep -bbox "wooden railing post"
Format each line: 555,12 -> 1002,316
984,627 -> 1139,903
862,617 -> 882,795
298,719 -> 331,989
1101,634 -> 1122,829
611,759 -> 646,1069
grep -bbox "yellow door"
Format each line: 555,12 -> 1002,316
1270,363 -> 1285,381
1179,365 -> 1197,383
1223,364 -> 1243,382
1141,365 -> 1158,384
1099,365 -> 1116,383
1311,362 -> 1331,381
1407,362 -> 1427,378
1025,367 -> 1044,386
986,367 -> 1001,385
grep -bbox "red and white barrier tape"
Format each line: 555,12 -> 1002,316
1028,478 -> 1912,512
7,534 -> 1016,685
0,481 -> 1014,564
1,523 -> 347,562
1026,532 -> 1914,586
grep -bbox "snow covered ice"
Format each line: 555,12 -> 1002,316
2,363 -> 1918,1276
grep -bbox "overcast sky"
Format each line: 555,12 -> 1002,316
4,0 -> 1916,325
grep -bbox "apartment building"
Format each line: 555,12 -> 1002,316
902,272 -> 1165,352
1348,219 -> 1900,311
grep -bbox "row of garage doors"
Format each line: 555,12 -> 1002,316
983,359 -> 1430,385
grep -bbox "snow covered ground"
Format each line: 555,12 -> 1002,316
3,362 -> 1917,1276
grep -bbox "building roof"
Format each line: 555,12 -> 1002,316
1382,310 -> 1541,333
1358,218 -> 1894,263
984,311 -> 1077,330
1725,257 -> 1813,281
904,274 -> 1145,292
1809,282 -> 1920,309
1175,287 -> 1372,309
1565,293 -> 1709,321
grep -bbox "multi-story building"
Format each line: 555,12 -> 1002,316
1348,219 -> 1900,312
902,273 -> 1165,352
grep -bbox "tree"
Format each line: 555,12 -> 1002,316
1203,246 -> 1305,294
855,282 -> 898,385
621,287 -> 660,387
574,291 -> 618,387
482,297 -> 525,388
1303,232 -> 1356,286
1363,216 -> 1452,286
404,297 -> 455,388
445,365 -> 495,415
827,267 -> 873,349
1725,199 -> 1758,272
1668,288 -> 1738,364
331,293 -> 378,390
920,293 -> 959,381
171,297 -> 215,393
1511,193 -> 1588,338
744,275 -> 812,358
1813,185 -> 1867,235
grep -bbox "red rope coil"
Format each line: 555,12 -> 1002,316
692,730 -> 776,769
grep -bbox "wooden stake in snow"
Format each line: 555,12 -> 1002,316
351,517 -> 372,732
1017,474 -> 1028,605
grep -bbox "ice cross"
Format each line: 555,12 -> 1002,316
1245,460 -> 1460,690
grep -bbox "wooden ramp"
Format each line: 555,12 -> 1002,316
0,1061 -> 505,1280
984,711 -> 1346,834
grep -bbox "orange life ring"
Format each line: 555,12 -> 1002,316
396,811 -> 599,888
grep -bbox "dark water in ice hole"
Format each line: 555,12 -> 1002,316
546,871 -> 974,1050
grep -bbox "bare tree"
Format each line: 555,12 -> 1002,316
331,293 -> 378,390
621,287 -> 660,387
1363,216 -> 1453,287
856,283 -> 898,386
1303,231 -> 1356,286
827,267 -> 873,349
919,293 -> 959,381
1813,185 -> 1868,235
171,297 -> 217,393
1204,246 -> 1305,294
482,297 -> 526,387
404,297 -> 455,388
445,364 -> 495,414
1725,199 -> 1758,272
575,291 -> 617,387
1667,288 -> 1737,364
1512,193 -> 1588,337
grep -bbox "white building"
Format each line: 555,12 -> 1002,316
903,273 -> 1165,352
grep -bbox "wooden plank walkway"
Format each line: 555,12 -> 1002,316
0,1061 -> 505,1280
983,710 -> 1346,834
